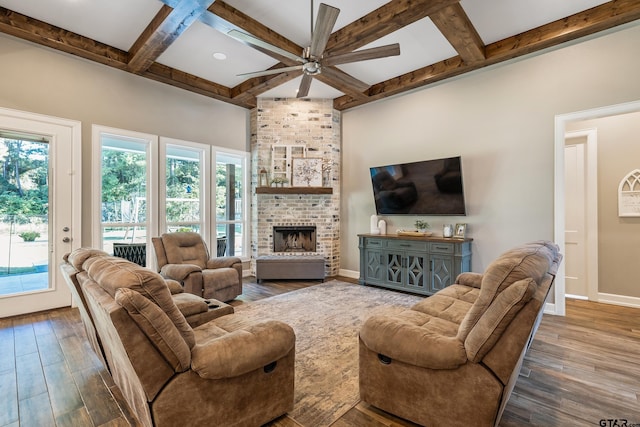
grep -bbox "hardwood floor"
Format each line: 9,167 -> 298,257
1,278 -> 639,427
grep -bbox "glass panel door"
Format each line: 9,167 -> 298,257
0,108 -> 80,317
0,135 -> 49,295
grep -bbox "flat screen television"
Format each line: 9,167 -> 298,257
370,156 -> 466,215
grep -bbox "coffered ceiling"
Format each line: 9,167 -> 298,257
0,0 -> 639,111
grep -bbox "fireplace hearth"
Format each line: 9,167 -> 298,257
273,226 -> 317,253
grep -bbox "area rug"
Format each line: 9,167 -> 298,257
231,280 -> 423,427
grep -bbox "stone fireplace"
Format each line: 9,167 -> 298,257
250,98 -> 341,276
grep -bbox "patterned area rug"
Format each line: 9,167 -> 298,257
233,280 -> 423,427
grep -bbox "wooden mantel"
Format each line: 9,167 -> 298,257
256,187 -> 333,195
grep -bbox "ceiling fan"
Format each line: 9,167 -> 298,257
227,1 -> 401,98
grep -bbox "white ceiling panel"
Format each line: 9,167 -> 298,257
223,0 -> 390,47
461,0 -> 612,45
0,0 -> 162,51
156,21 -> 279,88
337,17 -> 458,86
259,75 -> 344,99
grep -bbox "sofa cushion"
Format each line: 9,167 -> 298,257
464,278 -> 536,362
457,241 -> 558,341
410,286 -> 477,326
116,288 -> 192,372
84,255 -> 196,349
192,320 -> 295,379
360,313 -> 466,369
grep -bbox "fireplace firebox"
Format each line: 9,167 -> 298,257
273,226 -> 317,253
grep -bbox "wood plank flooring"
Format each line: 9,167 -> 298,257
1,277 -> 639,427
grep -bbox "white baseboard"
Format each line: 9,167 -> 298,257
597,292 -> 640,309
544,303 -> 556,315
339,269 -> 359,279
565,293 -> 589,300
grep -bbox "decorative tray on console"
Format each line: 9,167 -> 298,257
396,230 -> 434,237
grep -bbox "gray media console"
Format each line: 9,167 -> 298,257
358,234 -> 472,296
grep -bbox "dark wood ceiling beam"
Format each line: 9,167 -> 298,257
0,7 -> 128,68
334,0 -> 640,110
325,0 -> 459,56
128,1 -> 214,73
430,3 -> 485,64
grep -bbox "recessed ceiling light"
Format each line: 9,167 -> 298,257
213,52 -> 227,60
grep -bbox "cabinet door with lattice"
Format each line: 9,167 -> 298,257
271,144 -> 306,185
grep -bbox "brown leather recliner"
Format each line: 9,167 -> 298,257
152,232 -> 243,302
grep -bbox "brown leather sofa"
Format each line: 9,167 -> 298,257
62,248 -> 295,427
152,232 -> 243,302
359,241 -> 562,427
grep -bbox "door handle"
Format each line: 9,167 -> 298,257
62,237 -> 71,243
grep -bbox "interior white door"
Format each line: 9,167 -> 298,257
564,140 -> 587,298
0,108 -> 81,317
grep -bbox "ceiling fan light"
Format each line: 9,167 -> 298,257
303,61 -> 321,75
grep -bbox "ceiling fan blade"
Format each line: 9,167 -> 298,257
323,43 -> 401,66
228,29 -> 305,64
297,74 -> 314,98
309,3 -> 340,58
320,66 -> 370,93
237,65 -> 303,78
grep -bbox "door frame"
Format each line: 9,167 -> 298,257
564,128 -> 598,301
0,107 -> 81,317
554,99 -> 640,316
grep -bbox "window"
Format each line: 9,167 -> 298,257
215,150 -> 248,257
93,127 -> 157,259
93,127 -> 248,264
160,138 -> 209,236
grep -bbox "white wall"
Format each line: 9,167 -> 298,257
341,22 -> 640,273
0,34 -> 249,245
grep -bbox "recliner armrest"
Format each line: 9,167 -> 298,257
360,315 -> 467,370
161,264 -> 202,281
455,272 -> 483,288
206,256 -> 242,269
191,320 -> 295,379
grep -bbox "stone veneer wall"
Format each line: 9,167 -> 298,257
250,98 -> 341,276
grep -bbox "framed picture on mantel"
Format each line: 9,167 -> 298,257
292,157 -> 323,187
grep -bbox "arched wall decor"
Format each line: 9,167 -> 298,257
618,169 -> 640,217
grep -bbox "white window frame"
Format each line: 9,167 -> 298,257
91,125 -> 159,264
93,126 -> 250,263
213,147 -> 249,261
159,137 -> 211,244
